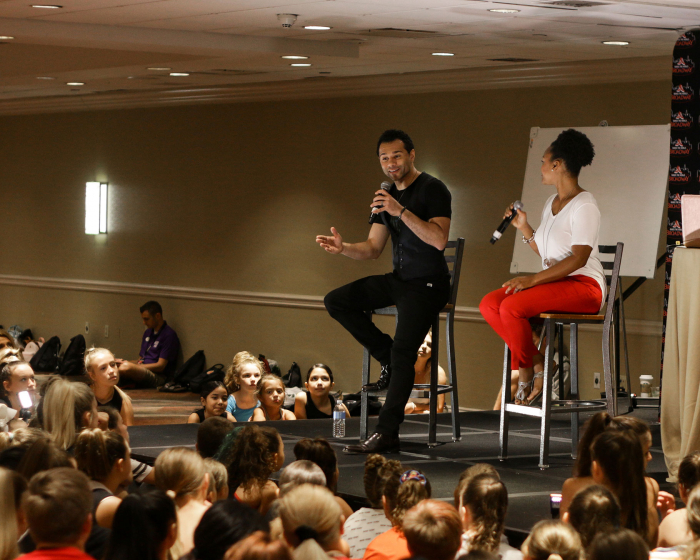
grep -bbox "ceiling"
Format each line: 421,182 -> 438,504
0,0 -> 693,109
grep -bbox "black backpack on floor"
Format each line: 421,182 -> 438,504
282,362 -> 302,388
189,363 -> 225,393
58,334 -> 86,376
29,336 -> 61,373
172,350 -> 206,386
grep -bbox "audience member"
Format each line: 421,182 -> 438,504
458,552 -> 499,560
225,532 -> 293,560
293,438 -> 353,519
20,330 -> 44,363
103,488 -> 178,560
188,381 -> 235,424
116,301 -> 180,388
224,352 -> 263,422
453,463 -> 499,509
405,331 -> 447,415
197,416 -> 235,459
278,460 -> 326,496
218,425 -> 284,516
11,427 -> 47,447
19,468 -> 94,560
184,501 -> 269,560
0,360 -> 37,418
154,447 -> 210,557
16,437 -> 74,481
0,467 -> 27,560
252,375 -> 296,421
294,364 -> 350,420
85,348 -> 134,426
456,473 -> 521,559
402,499 -> 462,560
563,484 -> 620,550
278,484 -> 350,560
203,457 -> 229,502
659,452 -> 700,547
588,529 -> 648,560
521,521 -> 582,560
0,329 -> 19,352
344,455 -> 400,558
364,469 -> 432,560
74,429 -> 132,528
42,379 -> 98,451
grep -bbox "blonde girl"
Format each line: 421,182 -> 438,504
42,377 -> 98,450
522,520 -> 583,560
85,347 -> 134,426
224,351 -> 263,422
75,428 -> 133,528
252,374 -> 296,421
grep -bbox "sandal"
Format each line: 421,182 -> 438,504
514,379 -> 533,405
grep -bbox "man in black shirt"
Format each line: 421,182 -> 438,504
317,129 -> 452,454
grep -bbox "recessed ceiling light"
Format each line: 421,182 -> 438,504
36,76 -> 55,80
432,52 -> 454,56
602,41 -> 629,46
0,36 -> 14,40
489,8 -> 520,13
169,72 -> 189,76
31,4 -> 62,8
281,55 -> 308,60
147,67 -> 171,71
66,82 -> 84,86
290,63 -> 312,67
304,26 -> 331,30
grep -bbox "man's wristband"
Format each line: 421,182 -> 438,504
399,206 -> 407,220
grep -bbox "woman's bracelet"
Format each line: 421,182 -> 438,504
522,230 -> 536,244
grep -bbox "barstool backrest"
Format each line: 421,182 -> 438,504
444,238 -> 466,308
597,242 -> 624,327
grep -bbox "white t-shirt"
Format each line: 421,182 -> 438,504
533,191 -> 606,308
343,507 -> 393,559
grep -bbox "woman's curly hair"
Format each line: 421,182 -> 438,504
548,128 -> 595,177
217,424 -> 281,493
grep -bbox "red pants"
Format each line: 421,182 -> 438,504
479,275 -> 602,370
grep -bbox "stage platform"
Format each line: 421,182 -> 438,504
128,409 -> 668,544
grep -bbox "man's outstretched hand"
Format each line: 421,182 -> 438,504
316,227 -> 344,255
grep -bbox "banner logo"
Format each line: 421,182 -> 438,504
668,218 -> 683,237
669,192 -> 683,209
672,83 -> 694,102
671,137 -> 692,155
676,32 -> 696,48
674,57 -> 695,74
669,164 -> 692,183
672,110 -> 693,128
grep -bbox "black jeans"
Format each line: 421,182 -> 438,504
324,272 -> 450,436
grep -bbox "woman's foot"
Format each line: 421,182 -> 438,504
514,379 -> 533,405
526,361 -> 558,405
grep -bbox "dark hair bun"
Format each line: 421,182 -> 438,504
549,129 -> 595,177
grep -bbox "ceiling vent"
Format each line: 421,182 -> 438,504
542,0 -> 609,6
489,57 -> 540,62
361,28 -> 449,39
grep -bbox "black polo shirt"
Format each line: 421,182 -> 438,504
370,172 -> 452,281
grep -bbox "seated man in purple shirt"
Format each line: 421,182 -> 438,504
116,300 -> 180,388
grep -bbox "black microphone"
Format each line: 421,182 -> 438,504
369,181 -> 393,223
490,200 -> 524,244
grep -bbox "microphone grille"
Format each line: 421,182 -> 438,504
513,200 -> 524,211
380,181 -> 392,190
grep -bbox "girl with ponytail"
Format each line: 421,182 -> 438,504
74,428 -> 132,528
457,473 -> 522,559
42,378 -> 98,451
522,520 -> 583,560
278,484 -> 350,560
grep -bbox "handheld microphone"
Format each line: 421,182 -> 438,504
369,181 -> 393,223
490,200 -> 524,244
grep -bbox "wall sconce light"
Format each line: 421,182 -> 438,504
85,182 -> 108,234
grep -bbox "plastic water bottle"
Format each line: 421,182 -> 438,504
332,400 -> 346,438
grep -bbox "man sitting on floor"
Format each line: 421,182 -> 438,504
116,300 -> 180,388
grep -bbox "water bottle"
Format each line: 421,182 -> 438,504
332,399 -> 346,438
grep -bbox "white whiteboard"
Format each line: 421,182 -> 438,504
511,125 -> 670,279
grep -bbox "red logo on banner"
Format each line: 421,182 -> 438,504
672,110 -> 694,128
677,32 -> 696,48
671,137 -> 692,155
670,165 -> 692,182
674,57 -> 695,74
669,192 -> 683,209
672,84 -> 694,102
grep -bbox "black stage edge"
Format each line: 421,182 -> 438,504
129,410 -> 668,546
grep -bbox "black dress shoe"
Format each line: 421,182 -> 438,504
362,364 -> 392,392
344,432 -> 400,454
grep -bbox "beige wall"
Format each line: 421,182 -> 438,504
0,79 -> 670,408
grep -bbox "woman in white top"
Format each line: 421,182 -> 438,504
480,129 -> 605,405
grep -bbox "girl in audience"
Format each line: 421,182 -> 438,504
454,463 -> 499,508
0,466 -> 27,560
658,452 -> 700,547
293,438 -> 353,519
344,455 -> 400,559
218,424 -> 284,516
589,430 -> 658,547
402,500 -> 463,560
278,460 -> 326,496
521,520 -> 582,560
294,364 -> 350,420
0,329 -> 18,352
405,330 -> 447,415
19,329 -> 43,362
42,378 -> 98,451
456,473 -> 522,559
226,532 -> 293,560
252,374 -> 296,421
75,428 -> 132,528
16,437 -> 74,481
183,500 -> 269,560
189,381 -> 235,424
224,351 -> 263,422
85,347 -> 134,426
588,529 -> 648,560
154,447 -> 210,557
203,457 -> 229,502
364,469 -> 432,560
278,483 -> 351,560
0,359 -> 36,410
562,484 -> 620,550
104,488 -> 178,560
